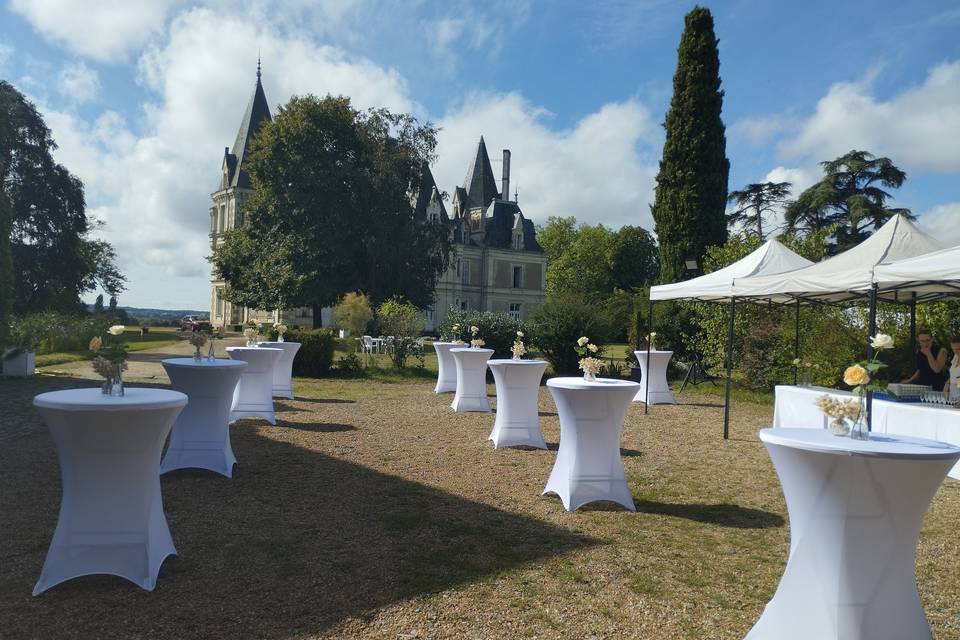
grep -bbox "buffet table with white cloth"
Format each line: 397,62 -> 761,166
226,346 -> 282,424
32,388 -> 187,595
450,347 -> 494,412
487,359 -> 548,449
772,384 -> 960,480
432,341 -> 459,393
255,341 -> 301,399
160,357 -> 247,477
543,377 -> 640,512
747,428 -> 960,640
633,349 -> 676,404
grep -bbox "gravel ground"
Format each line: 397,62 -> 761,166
2,352 -> 960,639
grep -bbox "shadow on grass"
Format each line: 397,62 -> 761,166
676,401 -> 724,408
538,411 -> 557,417
634,500 -> 784,529
277,421 -> 357,433
2,374 -> 599,639
293,397 -> 357,404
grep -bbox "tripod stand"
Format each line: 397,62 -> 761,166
678,352 -> 718,392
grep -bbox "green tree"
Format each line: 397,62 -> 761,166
651,6 -> 729,284
0,81 -> 125,314
376,297 -> 426,369
212,95 -> 450,325
535,216 -> 577,265
333,292 -> 374,336
546,223 -> 615,299
0,193 -> 12,346
93,294 -> 104,314
609,225 -> 659,291
727,182 -> 792,240
786,150 -> 912,251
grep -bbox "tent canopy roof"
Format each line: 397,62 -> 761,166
730,215 -> 944,304
650,239 -> 813,301
872,244 -> 960,301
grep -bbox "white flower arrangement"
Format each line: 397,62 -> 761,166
579,356 -> 604,377
243,327 -> 258,340
471,338 -> 486,348
275,323 -> 288,335
108,325 -> 126,336
512,331 -> 526,360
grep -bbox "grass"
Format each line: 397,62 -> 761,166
4,347 -> 960,638
33,327 -> 182,367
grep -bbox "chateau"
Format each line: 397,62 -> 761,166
209,69 -> 545,330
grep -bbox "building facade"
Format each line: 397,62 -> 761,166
210,71 -> 545,331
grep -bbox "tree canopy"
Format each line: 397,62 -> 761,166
0,81 -> 124,315
651,5 -> 729,283
212,95 -> 450,323
785,150 -> 912,252
727,181 -> 792,240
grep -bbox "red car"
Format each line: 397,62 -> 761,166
180,315 -> 212,332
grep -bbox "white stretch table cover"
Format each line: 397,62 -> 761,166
544,377 -> 640,512
450,348 -> 494,412
432,341 -> 459,393
633,350 -> 676,404
748,428 -> 960,640
256,341 -> 301,399
32,388 -> 187,595
226,347 -> 281,424
873,401 -> 960,480
487,359 -> 548,449
160,358 -> 247,477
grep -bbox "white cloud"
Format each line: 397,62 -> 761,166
0,42 -> 13,70
778,60 -> 960,173
10,0 -> 183,63
917,202 -> 960,247
434,92 -> 661,232
729,115 -> 794,146
57,62 -> 101,104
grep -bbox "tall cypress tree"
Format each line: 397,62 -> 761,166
651,6 -> 729,283
0,194 -> 12,346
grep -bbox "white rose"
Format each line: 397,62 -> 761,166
577,336 -> 589,347
470,325 -> 479,335
516,331 -> 524,337
870,333 -> 894,350
587,343 -> 598,353
108,325 -> 125,336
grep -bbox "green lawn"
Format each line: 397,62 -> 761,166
34,327 -> 183,367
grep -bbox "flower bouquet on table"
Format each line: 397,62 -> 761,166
792,357 -> 820,386
469,326 -> 485,349
206,325 -> 224,361
275,323 -> 288,343
817,333 -> 893,440
575,336 -> 603,382
89,325 -> 129,396
178,330 -> 208,361
647,332 -> 657,351
511,331 -> 526,360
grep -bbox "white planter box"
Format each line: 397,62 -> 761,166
3,351 -> 36,377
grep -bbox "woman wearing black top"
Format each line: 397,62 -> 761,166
902,328 -> 948,388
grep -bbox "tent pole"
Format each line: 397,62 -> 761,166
910,294 -> 917,354
723,298 -> 735,440
867,285 -> 878,432
793,299 -> 801,385
644,298 -> 654,415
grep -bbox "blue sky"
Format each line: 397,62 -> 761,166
1,0 -> 958,309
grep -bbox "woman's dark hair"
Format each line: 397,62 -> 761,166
918,328 -> 933,337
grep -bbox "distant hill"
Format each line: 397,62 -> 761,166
84,305 -> 208,326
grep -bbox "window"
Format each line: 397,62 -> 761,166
215,288 -> 225,318
461,301 -> 467,310
462,260 -> 471,285
509,303 -> 521,321
513,233 -> 523,250
512,265 -> 523,289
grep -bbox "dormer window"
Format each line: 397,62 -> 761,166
512,233 -> 523,250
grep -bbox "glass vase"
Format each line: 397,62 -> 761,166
278,334 -> 285,343
110,364 -> 124,397
799,368 -> 813,387
246,339 -> 256,347
850,394 -> 869,441
829,417 -> 850,437
207,342 -> 216,362
101,378 -> 112,395
193,345 -> 203,362
583,371 -> 597,382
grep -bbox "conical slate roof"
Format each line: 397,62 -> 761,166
463,136 -> 500,210
229,71 -> 272,189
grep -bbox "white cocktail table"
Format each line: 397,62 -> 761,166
226,346 -> 282,424
256,341 -> 301,399
633,349 -> 675,404
488,359 -> 548,449
450,347 -> 494,412
543,377 -> 640,511
160,358 -> 247,477
32,388 -> 188,595
748,428 -> 960,640
432,341 -> 459,393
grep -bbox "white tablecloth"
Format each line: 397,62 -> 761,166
161,358 -> 247,477
450,348 -> 494,412
633,349 -> 675,404
773,385 -> 960,479
487,359 -> 548,449
748,428 -> 960,639
256,341 -> 301,399
32,388 -> 187,595
543,377 -> 640,512
226,347 -> 281,424
432,341 -> 459,394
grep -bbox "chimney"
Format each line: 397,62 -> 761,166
501,149 -> 511,201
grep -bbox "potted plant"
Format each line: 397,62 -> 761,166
2,320 -> 38,377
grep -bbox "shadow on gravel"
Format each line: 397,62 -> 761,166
277,421 -> 357,433
634,500 -> 784,529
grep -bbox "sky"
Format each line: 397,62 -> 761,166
1,0 -> 959,310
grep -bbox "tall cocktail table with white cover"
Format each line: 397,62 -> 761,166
256,341 -> 301,399
544,377 -> 640,511
633,349 -> 675,404
226,346 -> 282,424
432,341 -> 459,393
747,428 -> 960,640
160,357 -> 247,477
487,359 -> 548,449
450,347 -> 494,412
32,388 -> 187,595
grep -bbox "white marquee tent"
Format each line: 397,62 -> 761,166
873,245 -> 960,301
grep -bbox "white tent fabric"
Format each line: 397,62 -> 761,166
872,245 -> 960,301
650,239 -> 813,301
731,215 -> 944,303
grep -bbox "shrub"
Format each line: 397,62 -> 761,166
286,327 -> 335,377
437,308 -> 525,358
377,298 -> 426,369
335,352 -> 364,375
528,295 -> 611,374
333,292 -> 374,337
7,312 -> 116,355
